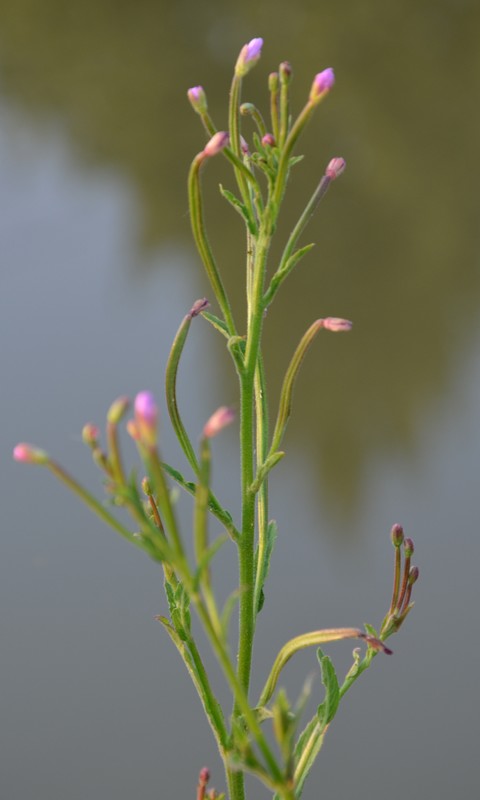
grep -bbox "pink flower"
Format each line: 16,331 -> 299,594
309,68 -> 335,102
235,37 -> 264,76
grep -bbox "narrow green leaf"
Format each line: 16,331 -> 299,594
202,311 -> 230,338
289,155 -> 304,167
256,520 -> 278,613
161,460 -> 238,540
316,648 -> 340,728
219,185 -> 258,235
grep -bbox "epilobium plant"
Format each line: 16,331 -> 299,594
14,38 -> 418,800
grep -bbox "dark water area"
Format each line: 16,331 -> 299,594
1,2 -> 479,798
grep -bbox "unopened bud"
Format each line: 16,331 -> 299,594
189,298 -> 209,318
202,131 -> 229,158
141,477 -> 152,496
134,391 -> 158,446
322,317 -> 352,332
13,443 -> 49,464
187,86 -> 207,115
268,72 -> 279,92
82,423 -> 100,447
404,537 -> 415,557
240,136 -> 249,155
92,447 -> 110,473
309,67 -> 335,103
203,406 -> 235,438
235,37 -> 263,77
199,767 -> 210,785
240,102 -> 255,116
391,523 -> 404,547
107,396 -> 130,425
408,565 -> 419,585
279,61 -> 292,82
262,133 -> 275,147
325,157 -> 346,180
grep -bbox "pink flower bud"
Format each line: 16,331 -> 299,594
187,86 -> 207,115
199,767 -> 210,785
13,443 -> 49,464
189,298 -> 209,318
203,406 -> 235,439
82,423 -> 100,446
404,538 -> 415,557
322,317 -> 352,332
235,37 -> 263,76
134,391 -> 158,445
279,61 -> 292,82
390,523 -> 404,547
408,566 -> 419,585
325,157 -> 346,180
240,136 -> 250,155
202,131 -> 229,158
309,68 -> 335,103
262,133 -> 276,147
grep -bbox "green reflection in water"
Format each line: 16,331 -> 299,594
1,0 -> 479,519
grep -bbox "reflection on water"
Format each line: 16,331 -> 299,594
1,2 -> 479,799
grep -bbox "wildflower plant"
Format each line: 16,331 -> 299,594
14,38 -> 418,800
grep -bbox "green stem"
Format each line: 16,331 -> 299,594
236,371 -> 256,701
253,355 -> 269,620
193,592 -> 283,784
226,769 -> 245,800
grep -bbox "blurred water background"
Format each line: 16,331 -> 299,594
1,1 -> 479,798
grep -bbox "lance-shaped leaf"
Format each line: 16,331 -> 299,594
316,648 -> 340,729
161,460 -> 238,541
